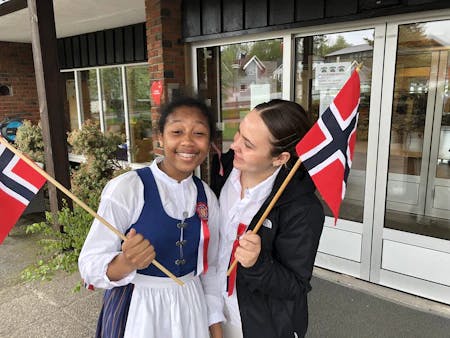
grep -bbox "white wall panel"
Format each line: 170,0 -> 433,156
433,185 -> 450,210
382,240 -> 450,286
380,269 -> 450,305
318,226 -> 362,262
315,252 -> 361,278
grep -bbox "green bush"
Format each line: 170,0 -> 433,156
21,120 -> 130,286
21,203 -> 93,288
68,120 -> 127,205
14,120 -> 45,163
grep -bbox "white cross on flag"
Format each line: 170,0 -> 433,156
0,143 -> 46,243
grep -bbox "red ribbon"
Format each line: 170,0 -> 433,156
196,202 -> 210,273
227,223 -> 247,296
201,219 -> 210,273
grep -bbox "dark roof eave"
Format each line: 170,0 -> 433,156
0,0 -> 26,18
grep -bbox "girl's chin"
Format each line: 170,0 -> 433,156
233,158 -> 244,169
178,162 -> 200,172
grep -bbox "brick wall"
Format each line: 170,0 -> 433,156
0,42 -> 39,123
145,0 -> 185,156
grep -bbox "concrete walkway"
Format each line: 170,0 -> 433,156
308,270 -> 450,338
0,215 -> 102,338
1,214 -> 450,338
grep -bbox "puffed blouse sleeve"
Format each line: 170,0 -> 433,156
78,171 -> 144,289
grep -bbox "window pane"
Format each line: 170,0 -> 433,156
126,66 -> 153,163
80,69 -> 100,126
436,57 -> 450,180
64,72 -> 78,131
220,39 -> 283,151
101,67 -> 124,133
389,51 -> 429,176
295,29 -> 374,223
385,20 -> 450,240
100,67 -> 126,160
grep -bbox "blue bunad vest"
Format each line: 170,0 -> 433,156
96,168 -> 210,338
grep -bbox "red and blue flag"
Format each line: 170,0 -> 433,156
0,143 -> 46,243
296,70 -> 360,223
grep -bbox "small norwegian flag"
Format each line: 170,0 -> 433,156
296,70 -> 360,223
0,143 -> 46,243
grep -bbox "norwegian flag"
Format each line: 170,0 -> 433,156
0,143 -> 46,243
296,70 -> 360,223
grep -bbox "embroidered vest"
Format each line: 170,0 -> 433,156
131,167 -> 208,277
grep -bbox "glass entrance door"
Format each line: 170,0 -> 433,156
193,16 -> 450,305
374,19 -> 450,304
425,51 -> 450,219
385,22 -> 450,240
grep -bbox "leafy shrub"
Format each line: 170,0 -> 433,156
68,120 -> 127,205
21,203 -> 93,287
21,120 -> 130,285
14,120 -> 45,163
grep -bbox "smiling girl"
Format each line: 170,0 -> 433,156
79,97 -> 224,338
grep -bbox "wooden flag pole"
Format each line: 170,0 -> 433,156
227,157 -> 303,275
0,137 -> 184,286
356,62 -> 363,72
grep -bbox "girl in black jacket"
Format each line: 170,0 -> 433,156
212,99 -> 325,338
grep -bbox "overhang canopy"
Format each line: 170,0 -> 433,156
0,0 -> 145,43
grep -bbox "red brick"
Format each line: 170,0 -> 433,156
0,42 -> 39,121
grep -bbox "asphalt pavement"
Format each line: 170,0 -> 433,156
1,213 -> 450,338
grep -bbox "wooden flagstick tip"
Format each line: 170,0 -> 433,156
356,62 -> 364,72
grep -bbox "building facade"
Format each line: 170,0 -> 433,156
184,0 -> 450,306
0,0 -> 449,306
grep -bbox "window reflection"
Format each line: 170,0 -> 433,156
295,29 -> 374,223
100,67 -> 126,160
64,72 -> 78,131
220,39 -> 283,151
436,61 -> 450,180
389,50 -> 430,176
101,68 -> 124,134
67,65 -> 152,164
385,20 -> 450,240
126,66 -> 152,163
80,69 -> 100,125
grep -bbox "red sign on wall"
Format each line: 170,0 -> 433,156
151,80 -> 163,106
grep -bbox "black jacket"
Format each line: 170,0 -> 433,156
211,150 -> 325,338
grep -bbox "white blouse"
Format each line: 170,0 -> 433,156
78,157 -> 224,326
217,166 -> 280,329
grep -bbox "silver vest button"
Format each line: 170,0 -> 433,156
177,222 -> 188,229
176,240 -> 187,247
